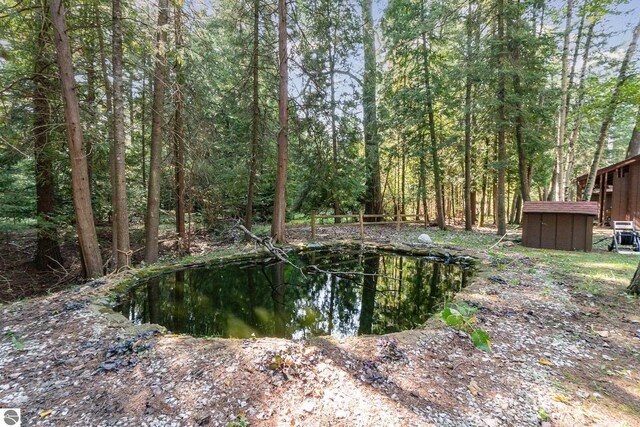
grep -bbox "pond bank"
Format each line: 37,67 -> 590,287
1,225 -> 639,426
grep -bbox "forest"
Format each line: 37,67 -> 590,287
0,0 -> 639,279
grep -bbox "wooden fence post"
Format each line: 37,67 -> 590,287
359,209 -> 364,240
311,210 -> 316,240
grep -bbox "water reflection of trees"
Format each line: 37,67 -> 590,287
117,251 -> 470,339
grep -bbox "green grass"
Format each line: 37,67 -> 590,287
396,226 -> 637,287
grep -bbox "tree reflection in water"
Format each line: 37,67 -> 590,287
116,250 -> 471,339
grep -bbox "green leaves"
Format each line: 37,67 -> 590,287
6,331 -> 24,351
441,306 -> 463,327
471,330 -> 492,353
438,303 -> 491,353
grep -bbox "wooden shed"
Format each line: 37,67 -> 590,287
522,202 -> 599,252
576,154 -> 640,228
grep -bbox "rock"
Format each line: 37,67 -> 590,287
484,417 -> 500,427
301,399 -> 315,413
335,409 -> 349,419
595,330 -> 610,338
468,380 -> 481,396
418,234 -> 433,244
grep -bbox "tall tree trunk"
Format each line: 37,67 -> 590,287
496,0 -> 507,235
174,3 -> 186,253
245,0 -> 260,231
479,138 -> 489,227
112,0 -> 130,269
144,0 -> 169,263
421,32 -> 445,230
84,52 -> 96,194
419,134 -> 429,223
511,13 -> 530,202
95,2 -> 115,260
330,30 -> 341,223
33,4 -> 63,271
401,138 -> 406,220
566,18 -> 595,194
582,18 -> 640,201
629,261 -> 640,294
463,0 -> 473,231
553,0 -> 574,201
626,106 -> 640,158
362,0 -> 382,220
271,0 -> 289,243
560,2 -> 585,199
50,0 -> 103,277
141,54 -> 147,188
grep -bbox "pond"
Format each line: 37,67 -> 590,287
115,249 -> 473,340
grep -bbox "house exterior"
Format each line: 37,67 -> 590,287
576,154 -> 640,228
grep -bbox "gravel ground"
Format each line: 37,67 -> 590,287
1,225 -> 639,426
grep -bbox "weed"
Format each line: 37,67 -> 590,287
576,278 -> 602,295
5,331 -> 24,350
538,408 -> 549,421
438,302 -> 491,353
226,413 -> 249,426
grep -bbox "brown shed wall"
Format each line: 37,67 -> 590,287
631,164 -> 640,229
522,212 -> 594,252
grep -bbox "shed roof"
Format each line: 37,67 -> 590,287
576,154 -> 640,183
522,201 -> 599,216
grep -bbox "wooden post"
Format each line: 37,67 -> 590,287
359,209 -> 364,240
311,210 -> 316,240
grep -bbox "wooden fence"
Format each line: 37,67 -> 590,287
310,210 -> 426,240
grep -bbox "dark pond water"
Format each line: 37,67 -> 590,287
115,250 -> 472,339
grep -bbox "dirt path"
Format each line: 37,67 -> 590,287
1,226 -> 639,426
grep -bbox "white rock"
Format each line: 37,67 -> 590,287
418,234 -> 433,244
301,399 -> 315,413
335,410 -> 350,419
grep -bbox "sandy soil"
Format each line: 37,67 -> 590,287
1,224 -> 639,426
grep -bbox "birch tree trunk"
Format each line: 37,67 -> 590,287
565,18 -> 595,197
553,0 -> 573,201
582,18 -> 640,201
50,0 -> 103,277
626,106 -> 640,158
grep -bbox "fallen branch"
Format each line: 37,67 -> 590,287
236,224 -> 301,271
489,233 -> 508,250
235,224 -> 399,283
